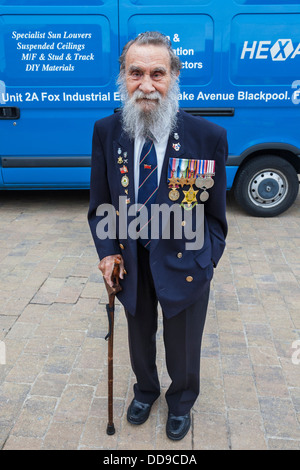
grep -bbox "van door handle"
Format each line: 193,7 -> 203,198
0,107 -> 20,119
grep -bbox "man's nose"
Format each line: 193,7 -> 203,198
139,74 -> 155,94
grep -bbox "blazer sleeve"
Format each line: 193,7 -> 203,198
205,128 -> 228,267
87,122 -> 121,261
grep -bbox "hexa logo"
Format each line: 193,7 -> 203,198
240,39 -> 300,61
270,39 -> 293,61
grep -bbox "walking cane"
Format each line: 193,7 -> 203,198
104,258 -> 122,435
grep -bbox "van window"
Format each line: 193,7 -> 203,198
0,1 -> 107,4
127,14 -> 214,86
1,14 -> 111,87
128,0 -> 211,5
230,14 -> 300,85
234,0 -> 300,4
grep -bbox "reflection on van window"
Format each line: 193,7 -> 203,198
235,0 -> 300,4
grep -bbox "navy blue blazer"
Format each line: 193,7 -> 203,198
88,109 -> 228,318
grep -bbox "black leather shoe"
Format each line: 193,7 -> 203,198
127,399 -> 152,425
166,412 -> 191,441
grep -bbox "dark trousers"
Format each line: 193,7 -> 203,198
125,243 -> 210,416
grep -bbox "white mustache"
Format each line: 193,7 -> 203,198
132,90 -> 162,102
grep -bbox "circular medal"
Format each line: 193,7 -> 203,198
195,177 -> 205,189
169,188 -> 180,201
200,190 -> 209,202
203,177 -> 214,189
121,175 -> 129,187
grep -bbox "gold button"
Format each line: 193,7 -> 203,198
119,243 -> 125,250
116,210 -> 120,216
177,252 -> 183,259
181,221 -> 186,226
186,276 -> 193,282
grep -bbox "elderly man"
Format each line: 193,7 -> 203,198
88,31 -> 228,441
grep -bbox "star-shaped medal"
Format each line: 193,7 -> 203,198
168,175 -> 180,188
181,187 -> 199,207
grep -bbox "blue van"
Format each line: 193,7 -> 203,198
0,0 -> 299,217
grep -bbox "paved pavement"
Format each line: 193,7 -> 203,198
0,189 -> 299,451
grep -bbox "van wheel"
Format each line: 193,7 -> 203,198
233,156 -> 299,217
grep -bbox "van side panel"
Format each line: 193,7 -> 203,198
0,0 -> 300,201
0,0 -> 119,188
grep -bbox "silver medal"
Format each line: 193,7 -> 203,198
203,177 -> 214,189
200,190 -> 209,202
195,177 -> 204,188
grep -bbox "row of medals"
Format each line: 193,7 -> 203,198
168,173 -> 214,207
116,146 -> 214,207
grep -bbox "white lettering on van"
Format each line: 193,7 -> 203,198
292,80 -> 300,105
240,39 -> 300,61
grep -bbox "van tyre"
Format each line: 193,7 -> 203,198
233,156 -> 299,217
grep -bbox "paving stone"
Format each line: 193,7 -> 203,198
10,396 -> 57,438
0,190 -> 299,450
227,409 -> 267,450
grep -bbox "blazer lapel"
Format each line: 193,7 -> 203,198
114,130 -> 135,205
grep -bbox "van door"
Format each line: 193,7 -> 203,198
0,0 -> 119,188
119,0 -> 217,106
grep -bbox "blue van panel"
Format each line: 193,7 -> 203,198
127,14 -> 214,87
0,0 -> 118,188
2,167 -> 90,187
230,14 -> 300,86
0,0 -> 300,198
226,166 -> 238,189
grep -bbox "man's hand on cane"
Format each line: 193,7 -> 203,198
98,254 -> 126,290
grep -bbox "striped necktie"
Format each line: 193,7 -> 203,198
137,140 -> 158,249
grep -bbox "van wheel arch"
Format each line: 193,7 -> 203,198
233,154 -> 299,217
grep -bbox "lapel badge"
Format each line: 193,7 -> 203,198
118,148 -> 122,155
174,133 -> 179,140
120,165 -> 128,174
121,175 -> 129,187
172,143 -> 181,151
117,156 -> 123,164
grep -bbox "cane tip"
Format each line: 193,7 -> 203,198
106,423 -> 116,435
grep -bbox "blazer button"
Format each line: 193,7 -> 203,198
186,276 -> 193,282
119,243 -> 125,250
177,252 -> 183,258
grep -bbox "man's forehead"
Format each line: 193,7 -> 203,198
125,43 -> 171,69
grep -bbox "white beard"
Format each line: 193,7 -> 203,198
118,77 -> 180,141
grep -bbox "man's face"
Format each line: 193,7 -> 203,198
124,43 -> 173,112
